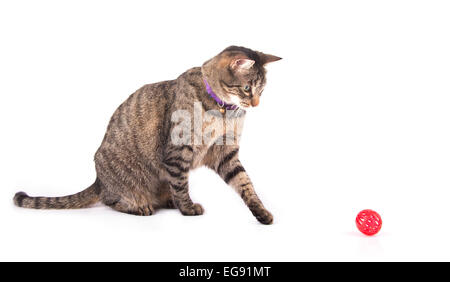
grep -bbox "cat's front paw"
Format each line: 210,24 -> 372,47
180,203 -> 204,216
255,209 -> 273,225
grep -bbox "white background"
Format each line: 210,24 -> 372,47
1,0 -> 449,261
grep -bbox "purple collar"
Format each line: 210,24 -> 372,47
203,79 -> 238,111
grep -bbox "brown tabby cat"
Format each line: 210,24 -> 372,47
13,46 -> 281,224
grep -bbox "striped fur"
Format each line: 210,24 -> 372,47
13,179 -> 101,209
13,46 -> 280,224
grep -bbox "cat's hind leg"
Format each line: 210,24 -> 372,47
95,149 -> 157,216
103,195 -> 155,216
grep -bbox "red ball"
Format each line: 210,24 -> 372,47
355,209 -> 382,236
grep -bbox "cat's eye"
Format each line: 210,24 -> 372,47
243,85 -> 251,92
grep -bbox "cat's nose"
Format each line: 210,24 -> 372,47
251,96 -> 260,107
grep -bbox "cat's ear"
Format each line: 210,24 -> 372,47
230,58 -> 255,71
258,52 -> 282,65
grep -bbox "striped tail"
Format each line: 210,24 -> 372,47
13,179 -> 101,209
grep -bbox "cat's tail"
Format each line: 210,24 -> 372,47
13,179 -> 102,209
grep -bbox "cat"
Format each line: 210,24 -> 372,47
13,46 -> 281,224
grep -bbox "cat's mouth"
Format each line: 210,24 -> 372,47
239,97 -> 260,108
240,102 -> 251,108
228,95 -> 257,109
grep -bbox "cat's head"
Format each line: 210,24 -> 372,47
202,46 -> 281,109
